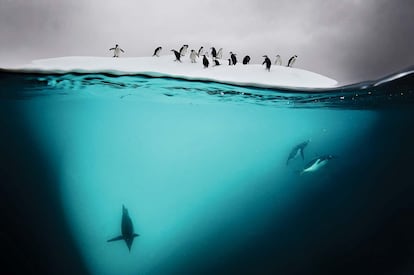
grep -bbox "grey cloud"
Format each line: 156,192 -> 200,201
0,0 -> 413,84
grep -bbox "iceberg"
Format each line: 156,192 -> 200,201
1,55 -> 338,89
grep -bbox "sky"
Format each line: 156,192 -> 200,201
0,0 -> 413,84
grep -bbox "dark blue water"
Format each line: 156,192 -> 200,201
1,69 -> 413,275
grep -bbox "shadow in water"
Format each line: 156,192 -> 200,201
0,103 -> 89,275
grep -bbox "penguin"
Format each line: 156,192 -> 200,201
202,55 -> 209,68
152,46 -> 162,57
171,49 -> 182,62
211,47 -> 217,59
180,44 -> 189,56
107,205 -> 140,251
275,55 -> 282,65
216,48 -> 223,59
230,52 -> 237,65
213,59 -> 221,66
109,44 -> 125,58
262,55 -> 271,71
190,49 -> 197,63
242,55 -> 251,65
286,140 -> 310,165
287,55 -> 298,67
227,58 -> 232,66
197,46 -> 204,57
300,155 -> 336,174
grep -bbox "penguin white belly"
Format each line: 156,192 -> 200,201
114,48 -> 121,56
303,159 -> 328,173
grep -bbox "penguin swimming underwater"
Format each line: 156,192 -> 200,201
242,55 -> 251,65
286,140 -> 310,165
202,55 -> 209,68
287,55 -> 298,67
275,55 -> 282,65
180,44 -> 189,56
171,49 -> 182,62
262,55 -> 271,71
152,46 -> 162,57
230,52 -> 237,65
107,205 -> 140,251
109,44 -> 125,58
300,155 -> 336,174
190,49 -> 197,63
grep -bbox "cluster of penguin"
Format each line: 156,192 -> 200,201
286,140 -> 337,174
109,43 -> 298,71
152,44 -> 298,71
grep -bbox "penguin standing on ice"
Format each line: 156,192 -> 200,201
213,60 -> 221,66
216,48 -> 223,59
262,55 -> 271,71
275,55 -> 282,65
242,55 -> 251,65
109,44 -> 125,58
202,55 -> 209,68
230,52 -> 237,65
211,47 -> 217,59
227,59 -> 232,66
287,55 -> 298,67
197,46 -> 204,57
190,49 -> 197,63
180,44 -> 189,56
152,46 -> 162,57
171,49 -> 182,62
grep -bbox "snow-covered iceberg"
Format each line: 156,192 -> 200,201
2,55 -> 338,89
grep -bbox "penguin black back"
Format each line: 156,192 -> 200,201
171,49 -> 182,62
263,55 -> 271,71
242,55 -> 251,65
211,47 -> 217,59
230,52 -> 237,65
153,46 -> 162,56
202,55 -> 209,68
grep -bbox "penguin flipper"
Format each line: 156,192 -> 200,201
107,235 -> 123,242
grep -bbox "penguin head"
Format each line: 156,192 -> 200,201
115,44 -> 119,47
263,55 -> 268,58
276,55 -> 280,57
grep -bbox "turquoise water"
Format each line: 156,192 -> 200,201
1,72 -> 414,274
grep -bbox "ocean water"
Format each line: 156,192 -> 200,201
1,70 -> 413,275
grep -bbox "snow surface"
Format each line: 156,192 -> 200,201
2,55 -> 338,89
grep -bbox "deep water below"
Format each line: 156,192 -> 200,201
1,72 -> 413,275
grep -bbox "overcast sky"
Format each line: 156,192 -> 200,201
0,0 -> 413,84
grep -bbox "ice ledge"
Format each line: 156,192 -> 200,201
1,55 -> 338,89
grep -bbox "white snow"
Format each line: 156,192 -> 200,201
1,55 -> 338,89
